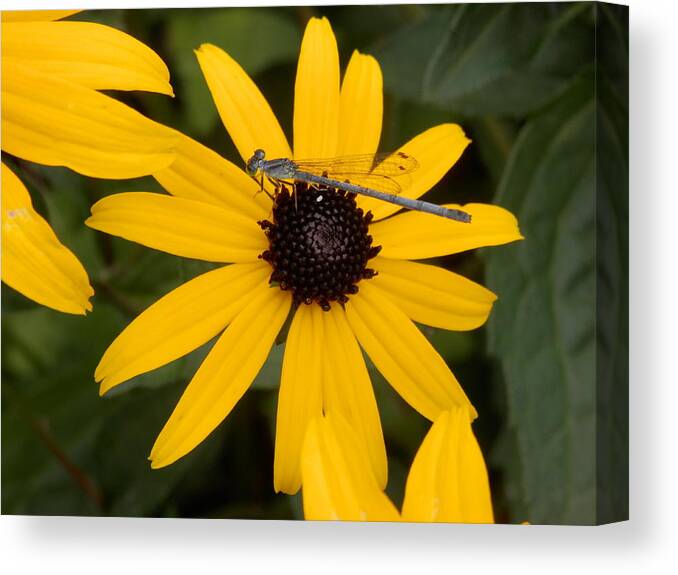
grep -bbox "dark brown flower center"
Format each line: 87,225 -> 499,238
258,182 -> 381,311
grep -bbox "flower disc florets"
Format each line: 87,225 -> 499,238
258,182 -> 381,311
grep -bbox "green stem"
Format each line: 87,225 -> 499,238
3,383 -> 105,512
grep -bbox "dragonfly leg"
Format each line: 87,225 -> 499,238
247,173 -> 273,202
254,175 -> 275,202
265,177 -> 282,201
266,176 -> 282,193
282,177 -> 297,211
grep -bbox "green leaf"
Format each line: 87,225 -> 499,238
375,3 -> 594,117
2,303 -> 124,515
94,383 -> 214,517
485,70 -> 597,524
420,326 -> 475,365
1,303 -> 218,516
167,7 -> 301,136
250,343 -> 284,390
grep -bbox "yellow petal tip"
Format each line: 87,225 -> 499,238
149,450 -> 172,469
196,43 -> 217,54
97,374 -> 119,396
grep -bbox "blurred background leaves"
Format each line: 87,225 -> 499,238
376,2 -> 594,117
486,71 -> 597,524
1,2 -> 627,524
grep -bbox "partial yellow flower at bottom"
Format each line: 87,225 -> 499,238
401,408 -> 494,523
1,9 -> 178,313
302,407 -> 494,523
301,413 -> 400,521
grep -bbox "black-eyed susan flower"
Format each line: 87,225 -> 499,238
86,16 -> 522,494
1,9 -> 177,313
301,407 -> 494,523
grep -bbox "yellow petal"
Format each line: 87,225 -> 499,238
1,61 -> 177,179
345,281 -> 476,422
356,124 -> 470,220
1,10 -> 80,22
370,257 -> 497,331
402,408 -> 494,523
195,43 -> 290,163
301,414 -> 400,522
293,17 -> 339,159
86,192 -> 267,263
274,304 -> 324,495
153,132 -> 270,221
2,22 -> 173,95
150,285 -> 291,468
321,306 -> 387,488
96,261 -> 271,393
1,162 -> 93,314
337,50 -> 382,157
371,203 -> 524,260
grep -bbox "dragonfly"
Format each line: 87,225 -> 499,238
246,149 -> 472,223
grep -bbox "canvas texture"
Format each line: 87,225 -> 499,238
1,2 -> 628,525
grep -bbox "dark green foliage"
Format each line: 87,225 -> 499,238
376,3 -> 594,117
484,3 -> 628,524
486,72 -> 598,524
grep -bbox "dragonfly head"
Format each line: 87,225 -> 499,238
246,149 -> 266,177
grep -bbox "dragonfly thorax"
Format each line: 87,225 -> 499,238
246,149 -> 298,180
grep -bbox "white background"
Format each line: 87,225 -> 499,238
1,0 -> 675,572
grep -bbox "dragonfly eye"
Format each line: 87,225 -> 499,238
246,149 -> 266,176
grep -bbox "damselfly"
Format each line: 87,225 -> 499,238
246,149 -> 472,223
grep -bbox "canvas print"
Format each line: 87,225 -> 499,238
1,2 -> 629,524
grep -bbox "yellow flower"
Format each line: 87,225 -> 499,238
86,17 -> 523,494
302,407 -> 494,523
1,9 -> 177,313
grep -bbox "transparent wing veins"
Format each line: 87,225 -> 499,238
293,151 -> 419,178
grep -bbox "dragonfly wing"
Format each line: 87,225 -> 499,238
294,152 -> 417,195
370,151 -> 419,177
294,151 -> 419,177
336,172 -> 409,196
